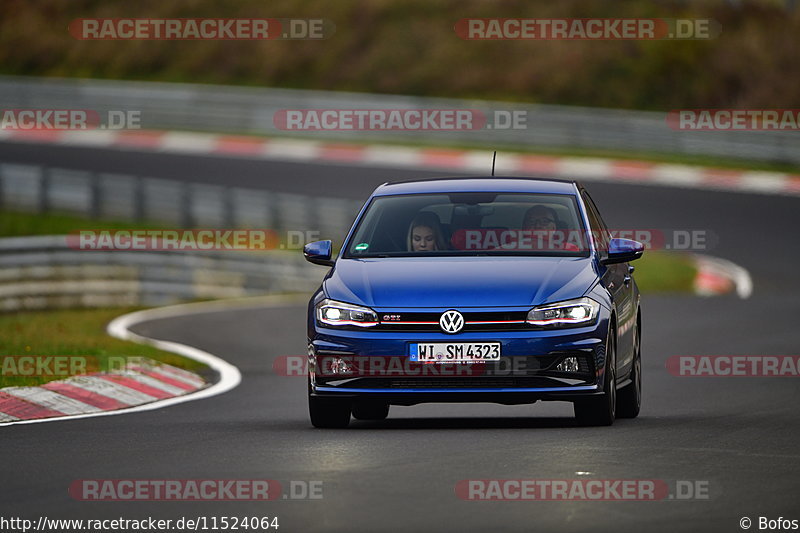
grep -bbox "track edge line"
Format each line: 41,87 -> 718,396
0,298 -> 266,427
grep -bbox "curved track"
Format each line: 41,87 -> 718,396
3,142 -> 799,532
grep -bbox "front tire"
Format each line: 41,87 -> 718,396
617,316 -> 641,419
574,327 -> 616,426
308,378 -> 351,428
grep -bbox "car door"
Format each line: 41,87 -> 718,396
582,190 -> 635,375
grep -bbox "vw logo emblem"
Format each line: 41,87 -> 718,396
439,310 -> 464,334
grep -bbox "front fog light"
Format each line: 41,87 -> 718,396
556,356 -> 580,372
330,357 -> 351,375
318,356 -> 355,377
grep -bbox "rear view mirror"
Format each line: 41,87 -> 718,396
303,240 -> 334,266
601,238 -> 644,264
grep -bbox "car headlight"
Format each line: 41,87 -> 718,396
526,297 -> 600,328
316,299 -> 379,327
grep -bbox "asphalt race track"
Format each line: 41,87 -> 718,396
3,142 -> 800,532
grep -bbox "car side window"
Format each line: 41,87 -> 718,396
581,191 -> 610,252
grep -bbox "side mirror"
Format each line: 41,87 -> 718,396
601,238 -> 644,265
303,240 -> 335,267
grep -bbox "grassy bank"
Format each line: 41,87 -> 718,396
1,0 -> 797,111
0,209 -> 159,238
632,251 -> 697,293
0,307 -> 209,388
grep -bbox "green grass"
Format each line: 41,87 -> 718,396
633,251 -> 697,293
0,307 -> 210,388
0,209 -> 300,252
0,210 -> 160,238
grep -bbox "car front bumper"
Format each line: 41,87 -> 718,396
308,311 -> 611,405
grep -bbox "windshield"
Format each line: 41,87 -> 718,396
343,192 -> 590,258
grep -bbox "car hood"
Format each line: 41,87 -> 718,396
324,256 -> 597,309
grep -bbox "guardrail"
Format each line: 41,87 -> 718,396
0,160 -> 358,310
0,162 -> 363,237
1,75 -> 798,164
0,235 -> 325,311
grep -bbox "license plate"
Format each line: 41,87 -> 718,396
410,342 -> 501,363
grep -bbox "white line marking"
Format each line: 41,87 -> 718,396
652,165 -> 704,186
362,145 -> 422,167
0,295 -> 305,426
62,375 -> 158,405
737,172 -> 789,193
113,370 -> 187,396
128,364 -> 205,388
1,387 -> 101,415
160,131 -> 217,153
261,139 -> 321,160
2,128 -> 798,197
557,158 -> 613,180
693,254 -> 754,299
59,130 -> 119,147
463,151 -> 501,173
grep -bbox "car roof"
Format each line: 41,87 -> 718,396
372,177 -> 579,196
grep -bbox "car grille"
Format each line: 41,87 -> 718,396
375,311 -> 530,332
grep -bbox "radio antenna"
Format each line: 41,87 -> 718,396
491,151 -> 497,176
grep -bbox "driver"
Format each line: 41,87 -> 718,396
407,212 -> 447,252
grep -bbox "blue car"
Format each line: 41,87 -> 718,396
303,177 -> 643,428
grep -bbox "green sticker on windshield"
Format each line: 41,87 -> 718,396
355,243 -> 369,251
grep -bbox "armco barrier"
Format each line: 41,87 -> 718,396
0,235 -> 326,310
0,160 -> 356,310
0,75 -> 798,164
0,162 -> 363,237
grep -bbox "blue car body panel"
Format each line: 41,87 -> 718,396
324,256 -> 599,309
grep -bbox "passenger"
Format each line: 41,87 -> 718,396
521,205 -> 580,251
407,212 -> 447,252
522,205 -> 559,232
